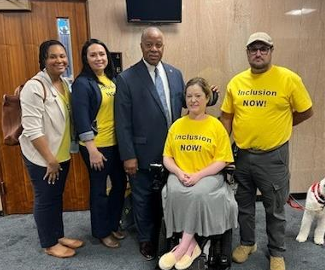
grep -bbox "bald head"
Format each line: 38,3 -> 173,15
140,27 -> 165,66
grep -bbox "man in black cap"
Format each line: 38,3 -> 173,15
220,32 -> 313,270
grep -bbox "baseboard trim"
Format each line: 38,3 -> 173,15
256,192 -> 306,201
288,193 -> 307,200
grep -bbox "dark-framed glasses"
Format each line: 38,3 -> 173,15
247,46 -> 273,55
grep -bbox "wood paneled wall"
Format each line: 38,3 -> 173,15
0,0 -> 90,214
88,0 -> 325,193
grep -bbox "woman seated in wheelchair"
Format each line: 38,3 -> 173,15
159,77 -> 238,270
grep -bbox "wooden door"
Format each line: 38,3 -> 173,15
0,0 -> 90,214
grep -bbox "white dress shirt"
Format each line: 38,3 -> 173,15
143,59 -> 172,117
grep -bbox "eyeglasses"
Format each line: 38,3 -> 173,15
247,46 -> 273,55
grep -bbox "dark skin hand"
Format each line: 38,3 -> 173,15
124,158 -> 138,176
293,108 -> 313,126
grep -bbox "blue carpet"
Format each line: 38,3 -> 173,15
0,201 -> 323,270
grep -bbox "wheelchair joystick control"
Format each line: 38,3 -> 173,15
149,163 -> 167,192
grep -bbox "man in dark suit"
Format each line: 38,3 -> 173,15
115,27 -> 185,260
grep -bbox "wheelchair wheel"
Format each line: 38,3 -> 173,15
188,255 -> 206,270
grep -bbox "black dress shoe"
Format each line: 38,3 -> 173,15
139,241 -> 155,261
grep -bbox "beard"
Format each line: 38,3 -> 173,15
250,61 -> 268,70
249,60 -> 270,73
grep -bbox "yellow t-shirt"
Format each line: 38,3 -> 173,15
163,115 -> 234,173
221,65 -> 312,150
56,82 -> 71,162
94,75 -> 117,147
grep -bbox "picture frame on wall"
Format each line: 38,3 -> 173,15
0,0 -> 31,11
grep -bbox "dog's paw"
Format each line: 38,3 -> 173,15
314,237 -> 324,245
296,234 -> 308,243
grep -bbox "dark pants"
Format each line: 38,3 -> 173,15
79,145 -> 127,239
234,143 -> 290,257
23,156 -> 70,248
129,169 -> 162,246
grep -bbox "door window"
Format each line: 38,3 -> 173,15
57,18 -> 74,82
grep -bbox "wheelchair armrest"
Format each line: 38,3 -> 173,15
223,164 -> 235,175
222,164 -> 236,185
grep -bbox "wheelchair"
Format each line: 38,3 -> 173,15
150,164 -> 236,270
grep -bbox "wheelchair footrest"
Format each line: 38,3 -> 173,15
187,255 -> 206,270
207,254 -> 231,270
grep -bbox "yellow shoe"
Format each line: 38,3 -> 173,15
270,256 -> 285,270
232,244 -> 257,263
175,245 -> 201,270
158,252 -> 177,270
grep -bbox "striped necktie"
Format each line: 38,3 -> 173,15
155,68 -> 171,127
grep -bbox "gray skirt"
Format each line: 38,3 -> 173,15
162,173 -> 238,238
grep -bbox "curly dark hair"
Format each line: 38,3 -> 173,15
38,40 -> 66,70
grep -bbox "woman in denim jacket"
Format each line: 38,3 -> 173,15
71,39 -> 127,248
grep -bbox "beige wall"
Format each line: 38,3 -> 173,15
87,0 -> 325,192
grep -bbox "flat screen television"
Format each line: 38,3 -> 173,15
126,0 -> 182,23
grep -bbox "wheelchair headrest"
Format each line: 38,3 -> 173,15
207,90 -> 219,107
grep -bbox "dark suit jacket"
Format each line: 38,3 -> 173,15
115,60 -> 185,169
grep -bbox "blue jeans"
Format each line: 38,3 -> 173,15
79,145 -> 127,239
23,156 -> 70,248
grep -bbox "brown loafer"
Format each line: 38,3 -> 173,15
101,234 -> 121,248
45,243 -> 75,258
112,231 -> 126,240
58,237 -> 84,249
